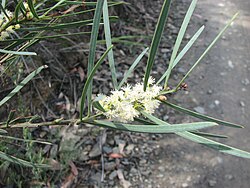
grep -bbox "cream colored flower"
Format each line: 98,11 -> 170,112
23,2 -> 29,10
0,9 -> 17,40
97,77 -> 162,122
1,31 -> 9,39
6,26 -> 14,33
15,24 -> 21,29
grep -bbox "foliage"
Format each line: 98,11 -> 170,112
0,0 -> 250,186
77,0 -> 250,159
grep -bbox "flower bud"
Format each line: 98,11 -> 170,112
15,24 -> 21,29
27,12 -> 34,20
158,95 -> 167,101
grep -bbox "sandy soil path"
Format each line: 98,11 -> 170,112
185,0 -> 250,187
150,0 -> 250,187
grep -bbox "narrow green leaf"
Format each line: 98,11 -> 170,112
141,111 -> 217,129
98,39 -> 146,46
0,48 -> 37,56
43,0 -> 67,17
27,0 -> 39,19
0,151 -> 51,168
141,110 -> 250,158
157,25 -> 205,85
19,17 -> 118,31
160,100 -> 244,128
2,32 -> 91,43
42,9 -> 95,19
1,0 -> 6,8
173,26 -> 204,69
0,135 -> 52,145
190,131 -> 228,138
86,0 -> 104,116
0,129 -> 8,134
144,0 -> 172,91
0,65 -> 47,107
20,19 -> 93,31
97,35 -> 151,44
20,22 -> 54,25
94,120 -> 217,133
178,132 -> 250,158
175,13 -> 239,90
118,47 -> 149,89
4,32 -> 36,50
103,0 -> 118,89
0,4 -> 9,19
80,45 -> 113,120
14,0 -> 27,22
164,0 -> 198,88
14,0 -> 23,22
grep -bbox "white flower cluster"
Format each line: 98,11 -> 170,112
98,77 -> 162,122
0,10 -> 20,41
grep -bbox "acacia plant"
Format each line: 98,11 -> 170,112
0,0 -> 250,172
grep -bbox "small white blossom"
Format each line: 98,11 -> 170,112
0,9 -> 20,41
5,10 -> 13,20
15,24 -> 21,29
6,25 -> 15,33
23,2 -> 29,10
97,77 -> 162,122
1,31 -> 9,39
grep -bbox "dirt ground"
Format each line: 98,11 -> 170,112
149,0 -> 250,187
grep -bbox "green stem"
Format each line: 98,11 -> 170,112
0,113 -> 104,129
81,113 -> 103,122
158,89 -> 176,95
